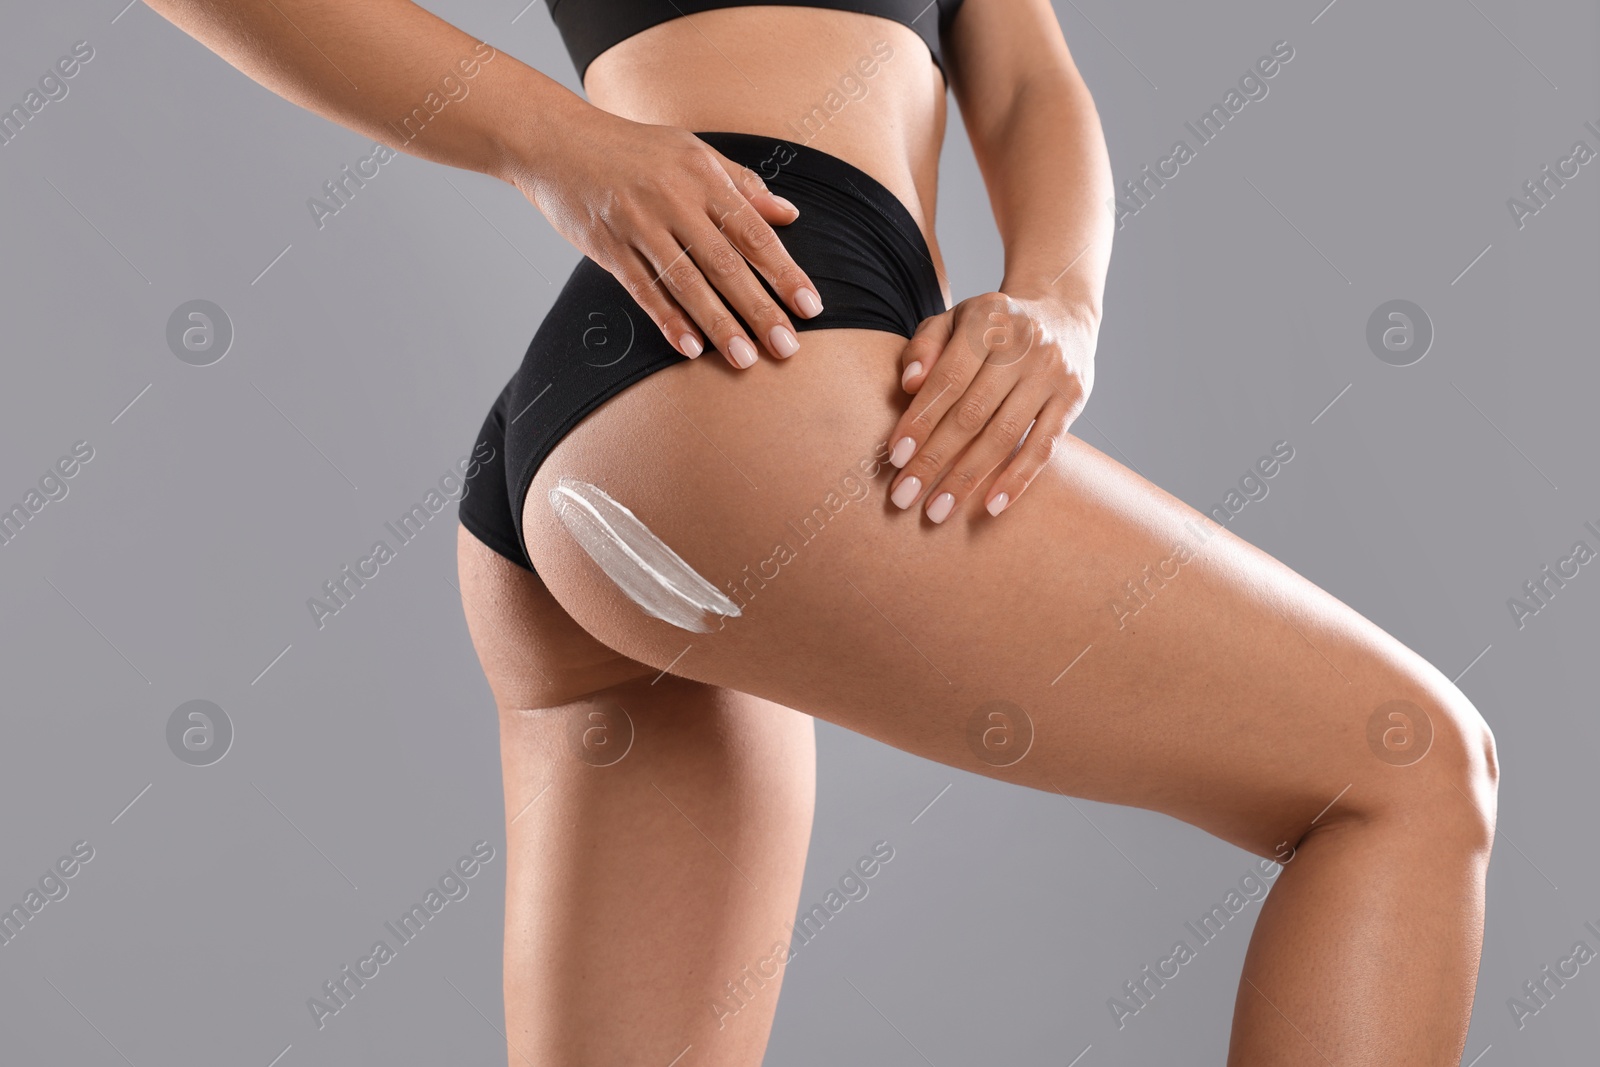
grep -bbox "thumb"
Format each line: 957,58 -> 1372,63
716,154 -> 801,225
900,311 -> 953,393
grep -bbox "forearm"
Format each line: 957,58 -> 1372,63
142,0 -> 593,186
970,72 -> 1113,329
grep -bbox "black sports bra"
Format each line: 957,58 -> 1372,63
545,0 -> 967,83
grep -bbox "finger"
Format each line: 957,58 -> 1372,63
885,310 -> 989,471
639,236 -> 762,369
888,359 -> 1019,511
714,152 -> 801,225
705,177 -> 824,321
922,384 -> 1053,524
983,391 -> 1076,518
899,313 -> 951,394
610,245 -> 703,358
676,220 -> 800,363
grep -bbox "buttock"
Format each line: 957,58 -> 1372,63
457,130 -> 947,577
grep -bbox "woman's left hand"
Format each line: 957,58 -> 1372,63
885,291 -> 1097,522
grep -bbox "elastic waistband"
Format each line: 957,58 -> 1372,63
692,130 -> 946,325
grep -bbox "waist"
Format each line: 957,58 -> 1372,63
582,8 -> 948,291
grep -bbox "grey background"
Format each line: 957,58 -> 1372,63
1,0 -> 1595,1063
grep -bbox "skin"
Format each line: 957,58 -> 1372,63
148,1 -> 1499,1063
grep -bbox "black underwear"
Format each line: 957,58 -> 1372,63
457,130 -> 946,576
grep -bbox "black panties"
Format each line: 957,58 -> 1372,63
457,130 -> 946,575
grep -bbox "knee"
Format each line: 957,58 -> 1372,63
1372,680 -> 1499,853
1449,692 -> 1499,848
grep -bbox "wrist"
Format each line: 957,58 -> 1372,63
1000,278 -> 1102,336
483,70 -> 602,192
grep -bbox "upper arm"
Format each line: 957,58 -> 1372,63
943,0 -> 1083,137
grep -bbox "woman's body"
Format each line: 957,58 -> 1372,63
149,2 -> 1498,1063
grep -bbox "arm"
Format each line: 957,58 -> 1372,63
885,0 -> 1113,519
142,0 -> 582,185
946,0 -> 1113,322
143,0 -> 824,366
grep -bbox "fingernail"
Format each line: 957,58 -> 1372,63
889,436 -> 916,468
796,288 -> 823,318
769,324 -> 800,358
926,493 -> 955,524
728,336 -> 758,368
890,476 -> 922,510
679,334 -> 702,358
901,361 -> 922,389
986,492 -> 1009,517
770,194 -> 798,214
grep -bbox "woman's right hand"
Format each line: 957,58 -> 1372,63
508,110 -> 824,368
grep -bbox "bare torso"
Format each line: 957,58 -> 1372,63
584,8 -> 952,306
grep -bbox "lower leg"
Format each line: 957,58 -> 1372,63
458,527 -> 817,1066
1229,792 -> 1495,1065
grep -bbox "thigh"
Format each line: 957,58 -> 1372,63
519,329 -> 1495,858
457,526 -> 817,1065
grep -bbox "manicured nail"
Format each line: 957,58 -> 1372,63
889,436 -> 916,468
901,361 -> 922,389
770,194 -> 798,214
769,324 -> 800,358
891,476 -> 921,510
728,336 -> 758,368
926,492 -> 955,524
679,333 -> 702,358
986,492 -> 1009,517
796,287 -> 823,318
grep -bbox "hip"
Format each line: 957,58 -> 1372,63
459,130 -> 947,577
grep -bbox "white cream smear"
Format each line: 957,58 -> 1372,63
548,477 -> 742,633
